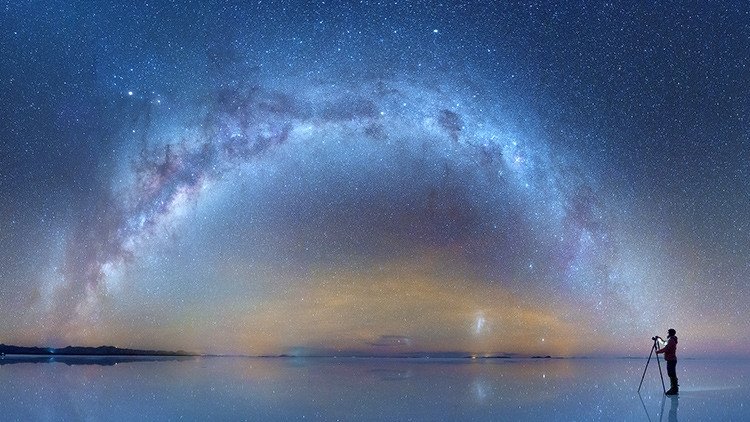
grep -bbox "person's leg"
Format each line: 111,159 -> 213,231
667,360 -> 676,378
666,360 -> 678,394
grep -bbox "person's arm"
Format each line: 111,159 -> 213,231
655,336 -> 667,353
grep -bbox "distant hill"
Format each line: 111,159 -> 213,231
0,344 -> 193,356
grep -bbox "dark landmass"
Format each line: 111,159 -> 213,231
0,354 -> 196,366
0,343 -> 193,357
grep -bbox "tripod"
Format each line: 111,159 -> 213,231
638,337 -> 666,393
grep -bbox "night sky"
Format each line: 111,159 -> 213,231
1,1 -> 748,357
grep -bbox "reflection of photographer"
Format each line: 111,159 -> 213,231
655,328 -> 679,395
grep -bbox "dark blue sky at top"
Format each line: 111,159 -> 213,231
0,1 -> 748,355
3,1 -> 747,238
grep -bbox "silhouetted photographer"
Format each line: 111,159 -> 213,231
655,328 -> 679,395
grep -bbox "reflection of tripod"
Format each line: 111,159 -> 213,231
638,337 -> 666,393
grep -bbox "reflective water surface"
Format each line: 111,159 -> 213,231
0,356 -> 746,421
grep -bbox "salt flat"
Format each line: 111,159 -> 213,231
0,356 -> 745,421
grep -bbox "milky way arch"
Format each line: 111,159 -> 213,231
49,75 -> 617,334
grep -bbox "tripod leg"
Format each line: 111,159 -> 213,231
659,393 -> 666,422
638,391 -> 653,422
654,342 -> 666,393
638,343 -> 655,392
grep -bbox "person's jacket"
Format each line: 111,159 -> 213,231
656,336 -> 678,361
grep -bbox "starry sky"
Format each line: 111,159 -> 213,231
1,1 -> 748,357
